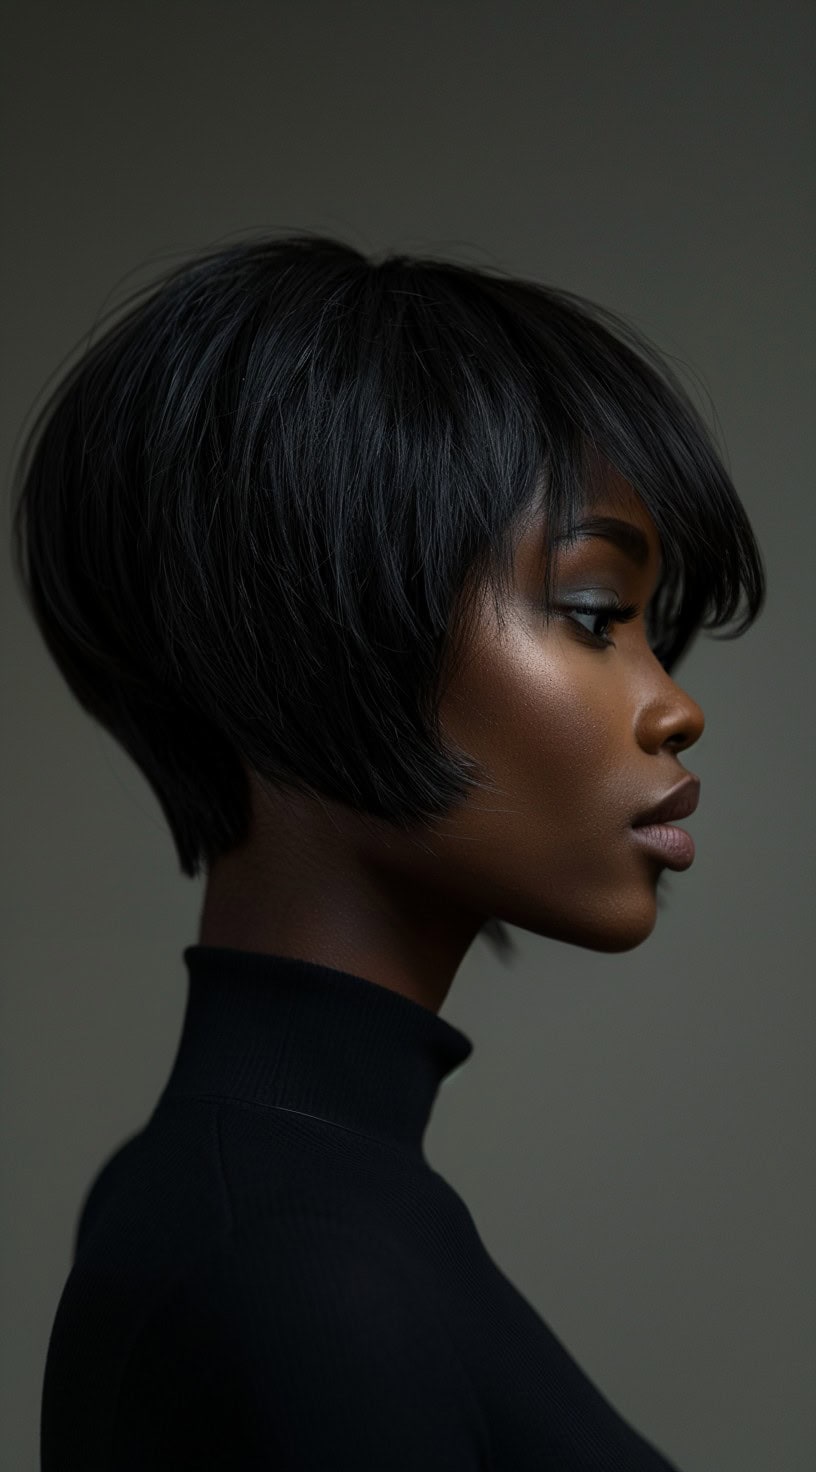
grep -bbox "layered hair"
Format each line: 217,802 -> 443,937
10,234 -> 766,961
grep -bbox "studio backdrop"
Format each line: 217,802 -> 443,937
1,3 -> 813,1471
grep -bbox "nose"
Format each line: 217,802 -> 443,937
638,680 -> 705,756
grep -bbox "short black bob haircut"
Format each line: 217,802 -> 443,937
11,233 -> 766,962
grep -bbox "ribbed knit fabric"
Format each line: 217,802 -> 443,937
40,945 -> 682,1470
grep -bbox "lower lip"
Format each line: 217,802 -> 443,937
631,823 -> 696,870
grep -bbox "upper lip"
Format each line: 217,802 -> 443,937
632,775 -> 701,827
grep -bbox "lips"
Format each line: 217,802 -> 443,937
631,775 -> 700,828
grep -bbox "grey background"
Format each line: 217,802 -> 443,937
2,2 -> 814,1468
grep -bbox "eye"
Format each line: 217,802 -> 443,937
560,600 -> 639,648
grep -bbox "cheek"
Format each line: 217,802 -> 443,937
439,631 -> 623,836
431,623 -> 657,946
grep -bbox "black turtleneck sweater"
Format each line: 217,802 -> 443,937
41,945 -> 682,1470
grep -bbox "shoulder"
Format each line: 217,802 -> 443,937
188,1211 -> 453,1354
169,1214 -> 492,1467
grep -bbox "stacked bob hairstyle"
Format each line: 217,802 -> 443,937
11,234 -> 765,957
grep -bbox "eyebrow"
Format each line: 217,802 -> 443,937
552,516 -> 652,569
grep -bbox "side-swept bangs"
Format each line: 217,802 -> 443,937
10,234 -> 766,893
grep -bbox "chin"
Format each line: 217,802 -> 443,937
586,891 -> 660,952
509,890 -> 660,954
579,916 -> 658,953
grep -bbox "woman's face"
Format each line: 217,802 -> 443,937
416,469 -> 706,955
202,466 -> 706,1007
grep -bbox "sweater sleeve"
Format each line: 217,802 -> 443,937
112,1217 -> 492,1471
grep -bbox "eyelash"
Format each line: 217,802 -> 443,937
562,601 -> 639,648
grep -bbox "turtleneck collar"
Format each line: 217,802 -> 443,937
158,945 -> 475,1154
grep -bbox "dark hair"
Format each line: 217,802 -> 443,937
10,233 -> 766,964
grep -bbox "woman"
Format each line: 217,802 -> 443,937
14,235 -> 765,1468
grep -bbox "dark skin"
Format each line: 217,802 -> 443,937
198,468 -> 705,1014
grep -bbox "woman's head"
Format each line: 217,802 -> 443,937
11,234 -> 766,979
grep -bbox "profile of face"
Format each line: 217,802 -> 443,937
204,465 -> 705,1005
422,467 -> 705,957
